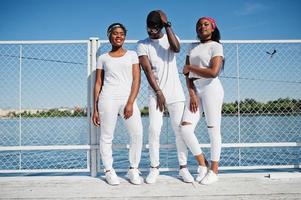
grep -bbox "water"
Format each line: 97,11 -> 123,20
0,116 -> 300,172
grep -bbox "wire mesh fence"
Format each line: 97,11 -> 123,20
0,39 -> 300,174
0,41 -> 89,172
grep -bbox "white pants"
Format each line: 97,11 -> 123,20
98,98 -> 143,170
181,78 -> 224,161
148,96 -> 188,167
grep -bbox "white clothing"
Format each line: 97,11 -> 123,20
187,41 -> 223,80
137,34 -> 187,167
181,41 -> 224,162
99,98 -> 143,170
96,50 -> 143,170
181,78 -> 224,161
137,34 -> 185,104
148,97 -> 188,166
96,50 -> 139,100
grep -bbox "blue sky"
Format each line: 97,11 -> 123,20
1,0 -> 301,40
0,0 -> 301,110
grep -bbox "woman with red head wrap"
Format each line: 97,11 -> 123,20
180,17 -> 224,185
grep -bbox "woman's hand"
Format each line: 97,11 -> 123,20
92,110 -> 100,127
183,65 -> 190,76
124,102 -> 134,119
189,92 -> 199,113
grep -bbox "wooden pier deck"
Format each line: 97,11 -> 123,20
1,172 -> 301,199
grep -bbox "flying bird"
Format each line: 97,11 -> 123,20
266,49 -> 277,58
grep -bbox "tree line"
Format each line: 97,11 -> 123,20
6,108 -> 87,118
141,98 -> 301,116
2,98 -> 300,118
222,98 -> 301,115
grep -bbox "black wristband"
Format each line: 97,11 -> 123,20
164,21 -> 172,28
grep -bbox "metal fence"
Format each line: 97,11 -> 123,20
0,39 -> 300,176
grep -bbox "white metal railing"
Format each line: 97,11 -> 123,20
0,39 -> 300,176
0,142 -> 299,152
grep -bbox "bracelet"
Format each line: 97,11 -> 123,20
164,21 -> 172,28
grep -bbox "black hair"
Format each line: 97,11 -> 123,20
146,10 -> 163,29
106,23 -> 127,38
211,28 -> 221,43
211,28 -> 225,71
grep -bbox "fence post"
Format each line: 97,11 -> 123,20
19,45 -> 23,170
88,37 -> 99,177
236,43 -> 242,167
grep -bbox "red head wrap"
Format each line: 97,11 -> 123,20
200,17 -> 217,30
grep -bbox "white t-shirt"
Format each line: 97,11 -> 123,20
187,41 -> 224,80
96,50 -> 138,99
137,34 -> 185,104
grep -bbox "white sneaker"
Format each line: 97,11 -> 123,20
179,168 -> 194,183
195,165 -> 208,182
127,168 -> 143,185
146,167 -> 159,184
105,169 -> 120,185
200,170 -> 218,185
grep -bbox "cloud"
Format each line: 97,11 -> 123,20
235,2 -> 268,16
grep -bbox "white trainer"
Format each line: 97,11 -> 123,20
195,165 -> 208,182
127,168 -> 143,185
146,167 -> 159,184
200,170 -> 218,185
105,169 -> 120,185
179,168 -> 194,183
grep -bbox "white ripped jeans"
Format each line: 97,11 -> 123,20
148,96 -> 188,167
181,78 -> 224,161
98,97 -> 143,170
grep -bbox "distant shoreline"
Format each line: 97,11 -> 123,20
1,98 -> 300,118
0,112 -> 300,119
